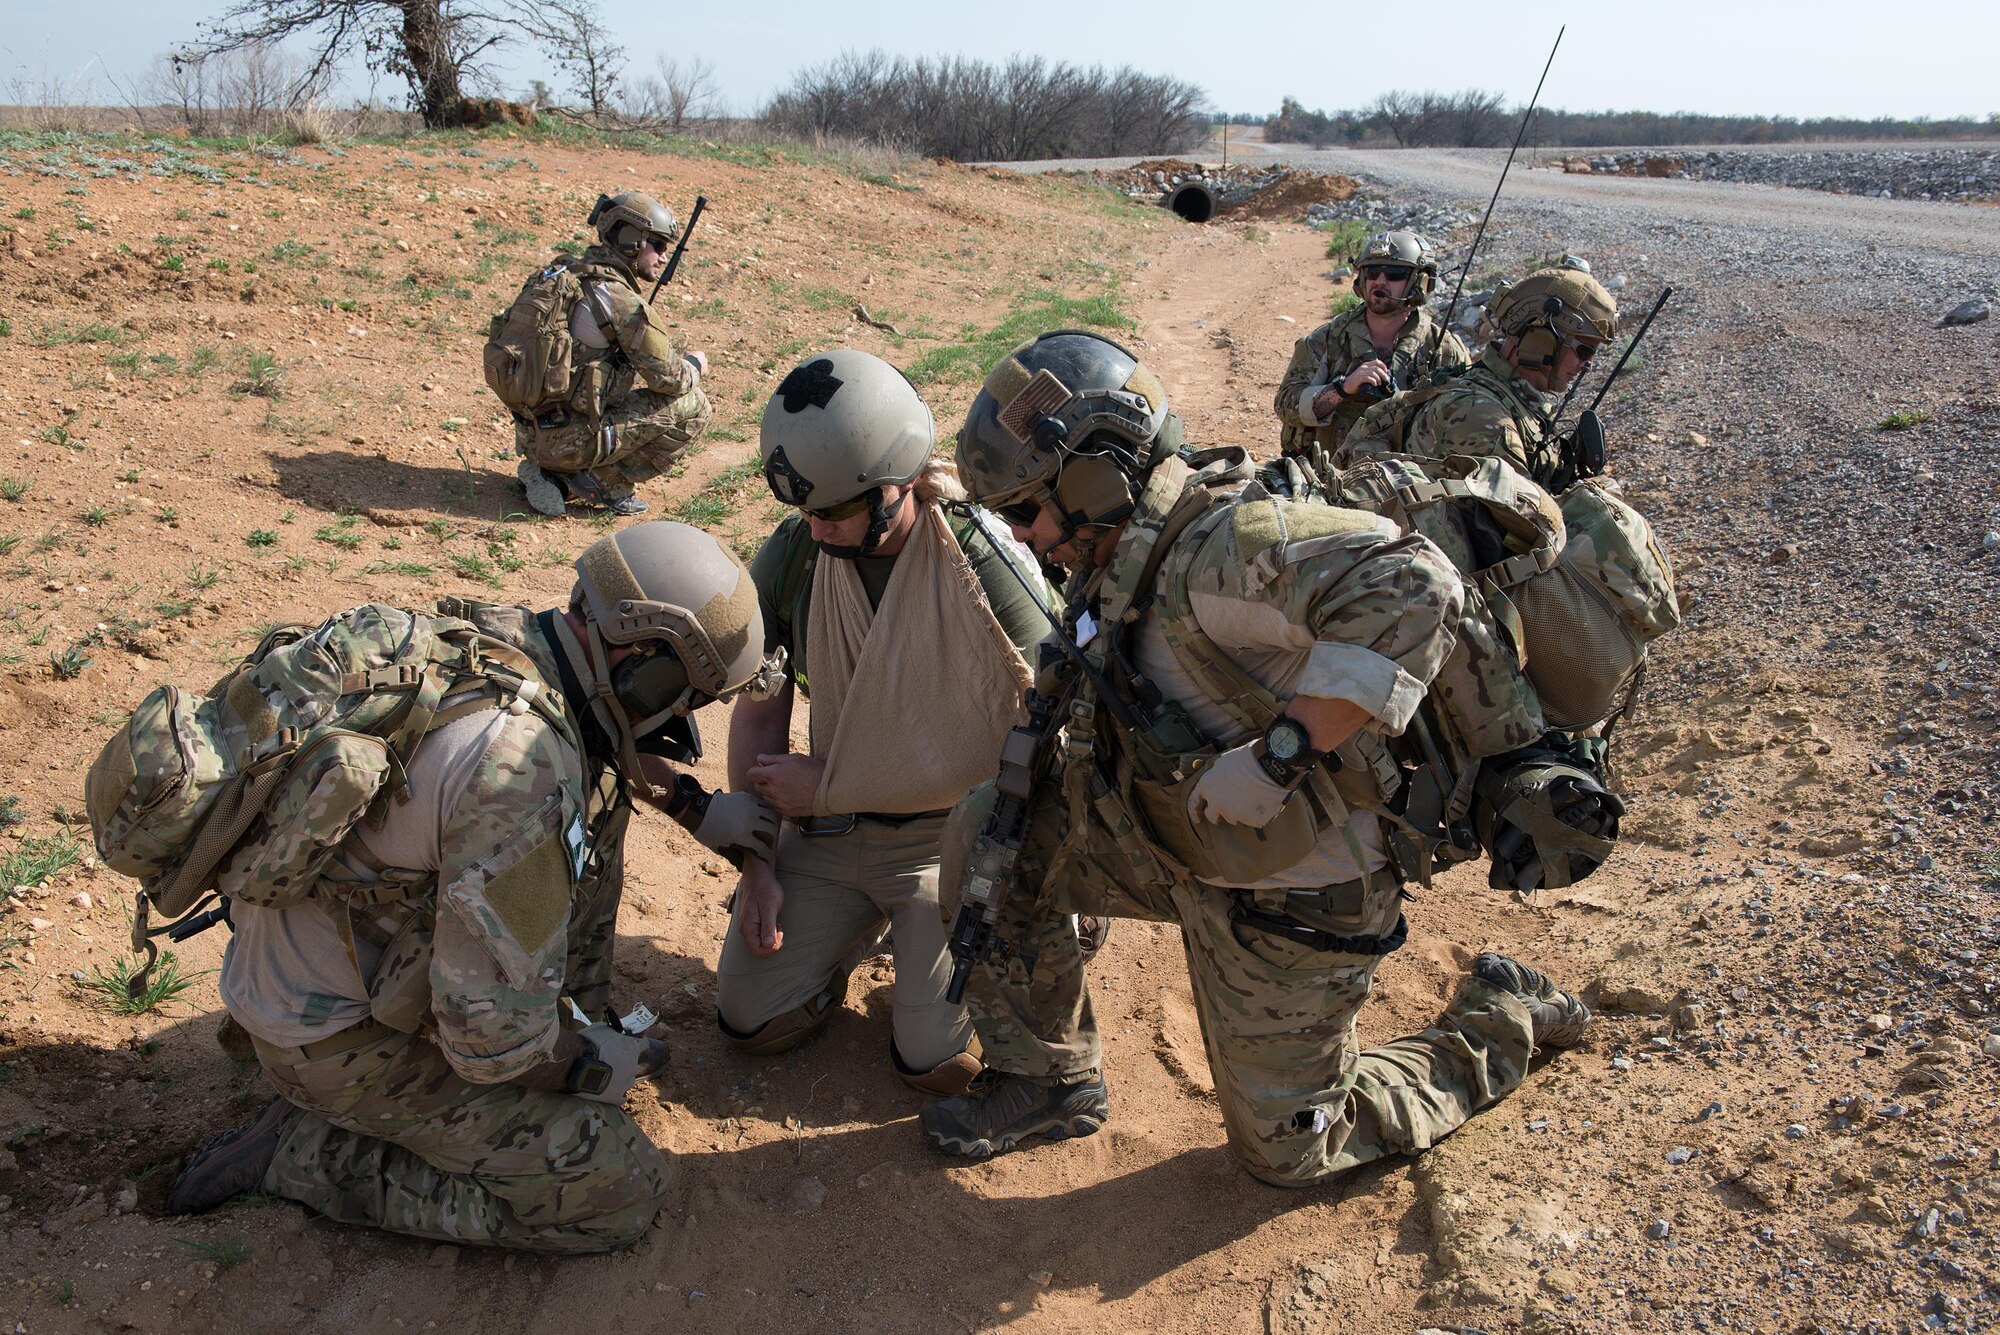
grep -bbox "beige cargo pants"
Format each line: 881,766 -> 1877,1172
716,813 -> 975,1074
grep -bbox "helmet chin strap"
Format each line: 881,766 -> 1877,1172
818,487 -> 906,561
546,609 -> 664,801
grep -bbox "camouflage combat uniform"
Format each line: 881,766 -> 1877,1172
941,448 -> 1543,1186
514,245 -> 712,501
1273,307 -> 1467,458
1342,345 -> 1560,490
220,602 -> 667,1253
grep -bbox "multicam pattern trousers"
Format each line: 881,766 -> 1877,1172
251,852 -> 667,1253
939,779 -> 1539,1186
517,374 -> 712,499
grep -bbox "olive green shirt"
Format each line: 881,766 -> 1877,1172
749,505 -> 1054,695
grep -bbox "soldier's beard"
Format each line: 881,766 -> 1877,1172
1366,290 -> 1400,315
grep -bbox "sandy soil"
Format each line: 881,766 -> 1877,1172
1,132 -> 1997,1334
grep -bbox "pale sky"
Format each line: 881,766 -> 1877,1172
5,0 -> 1996,123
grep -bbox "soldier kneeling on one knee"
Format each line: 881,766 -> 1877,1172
92,523 -> 786,1253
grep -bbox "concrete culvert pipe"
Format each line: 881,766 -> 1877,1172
1165,181 -> 1215,223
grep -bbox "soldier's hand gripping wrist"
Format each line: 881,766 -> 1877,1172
1187,743 -> 1295,827
565,1023 -> 669,1104
677,786 -> 780,863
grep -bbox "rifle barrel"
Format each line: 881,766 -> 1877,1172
649,194 -> 707,302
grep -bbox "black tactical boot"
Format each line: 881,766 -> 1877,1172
1471,952 -> 1591,1048
166,1097 -> 299,1215
921,1071 -> 1108,1159
564,470 -> 649,516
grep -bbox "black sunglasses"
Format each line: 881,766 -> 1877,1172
1362,265 -> 1415,283
994,498 -> 1044,528
802,494 -> 873,522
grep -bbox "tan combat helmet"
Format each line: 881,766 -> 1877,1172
1488,266 -> 1619,373
587,191 -> 679,261
956,330 -> 1174,541
560,521 -> 780,793
759,349 -> 934,557
1351,229 -> 1440,307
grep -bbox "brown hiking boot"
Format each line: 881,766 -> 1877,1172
921,1071 -> 1108,1159
1471,952 -> 1591,1048
166,1097 -> 299,1215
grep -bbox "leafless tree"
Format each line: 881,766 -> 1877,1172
142,50 -> 220,135
194,0 -> 512,127
619,55 -> 721,131
511,0 -> 624,118
1439,89 -> 1508,147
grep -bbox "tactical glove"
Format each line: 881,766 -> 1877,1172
1187,743 -> 1293,827
678,788 -> 780,863
567,1023 -> 669,1104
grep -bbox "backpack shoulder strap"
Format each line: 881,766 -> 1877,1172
770,518 -> 820,669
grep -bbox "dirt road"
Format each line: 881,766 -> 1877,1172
2,135 -> 1997,1334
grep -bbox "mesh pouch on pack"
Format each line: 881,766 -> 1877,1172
1512,478 -> 1679,729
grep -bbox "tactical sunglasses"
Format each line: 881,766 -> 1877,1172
1572,341 -> 1603,364
992,497 -> 1045,528
1362,265 -> 1415,283
801,494 -> 874,522
642,232 -> 673,254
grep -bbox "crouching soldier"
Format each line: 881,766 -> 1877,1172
717,350 -> 1054,1094
489,190 -> 713,517
89,523 -> 784,1251
926,331 -> 1591,1185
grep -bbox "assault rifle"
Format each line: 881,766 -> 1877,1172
647,194 -> 706,303
1430,27 -> 1565,361
1553,285 -> 1672,488
943,511 -> 1152,1002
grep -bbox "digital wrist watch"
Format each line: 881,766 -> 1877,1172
1257,716 -> 1324,788
566,1036 -> 614,1097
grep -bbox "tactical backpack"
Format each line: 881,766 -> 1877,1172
482,259 -> 609,418
1512,477 -> 1680,729
85,604 -> 574,988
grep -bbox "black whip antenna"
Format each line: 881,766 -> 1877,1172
1431,26 -> 1565,356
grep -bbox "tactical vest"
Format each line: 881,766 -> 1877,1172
1304,308 -> 1458,451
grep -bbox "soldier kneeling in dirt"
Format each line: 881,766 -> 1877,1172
926,331 -> 1593,1181
486,191 -> 713,517
717,350 -> 1054,1094
90,524 -> 786,1252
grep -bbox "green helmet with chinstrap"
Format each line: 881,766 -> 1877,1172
587,190 -> 678,261
956,330 -> 1175,532
758,349 -> 934,512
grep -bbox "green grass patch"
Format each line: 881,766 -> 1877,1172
0,477 -> 27,501
1877,410 -> 1931,431
245,528 -> 278,548
49,645 -> 92,680
905,287 -> 1134,387
233,350 -> 285,398
1318,219 -> 1372,261
32,320 -> 124,348
314,518 -> 365,549
174,1237 -> 251,1270
361,561 -> 435,578
1,827 -> 81,886
80,949 -> 210,1015
1327,292 -> 1362,318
